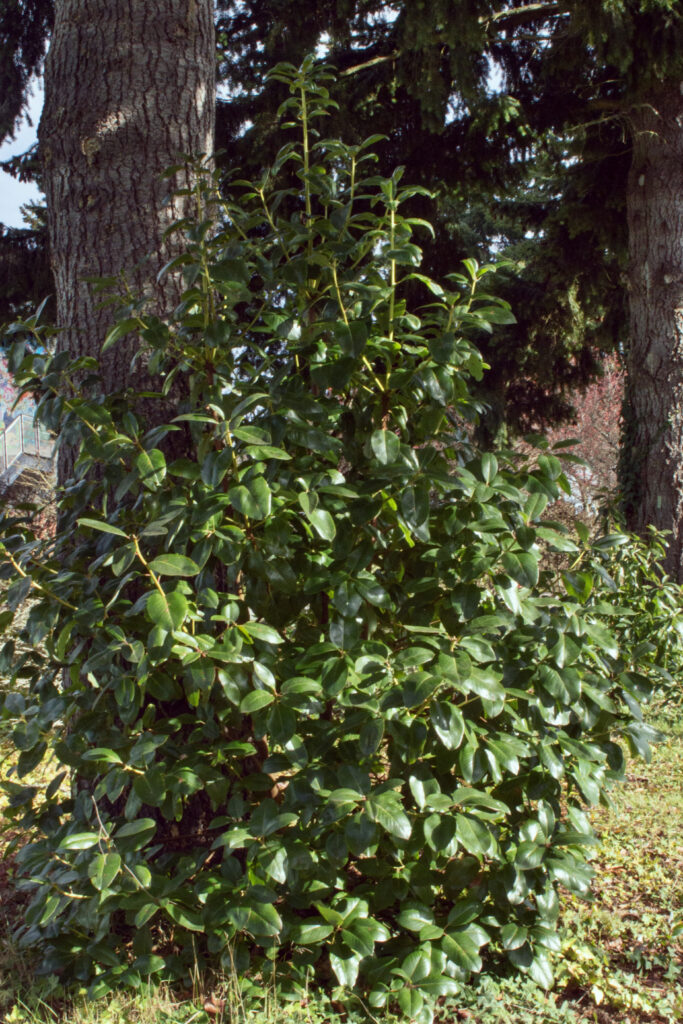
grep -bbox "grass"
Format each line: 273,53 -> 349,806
551,715 -> 683,1023
1,716 -> 682,1024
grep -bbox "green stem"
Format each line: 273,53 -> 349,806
389,205 -> 396,344
258,188 -> 291,263
300,85 -> 312,228
132,536 -> 166,598
332,264 -> 349,325
3,549 -> 78,611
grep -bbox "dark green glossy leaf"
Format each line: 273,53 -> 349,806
136,449 -> 166,491
365,792 -> 411,840
330,949 -> 361,988
430,701 -> 465,750
240,622 -> 282,644
58,832 -> 99,851
307,508 -> 336,541
240,690 -> 275,713
501,550 -> 539,588
146,590 -> 188,630
148,554 -> 200,577
370,429 -> 400,465
77,518 -> 128,538
442,929 -> 483,973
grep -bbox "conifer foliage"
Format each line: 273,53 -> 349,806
0,63 -> 662,1016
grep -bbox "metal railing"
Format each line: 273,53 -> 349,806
0,413 -> 54,480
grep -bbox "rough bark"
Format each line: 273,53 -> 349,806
38,0 -> 215,477
624,81 -> 683,580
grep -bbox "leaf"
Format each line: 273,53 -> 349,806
102,316 -> 138,352
232,426 -> 270,444
291,920 -> 335,944
480,453 -> 498,483
400,486 -> 430,527
476,303 -> 516,326
249,798 -> 296,838
397,903 -> 435,933
430,701 -> 465,750
419,974 -> 461,998
81,747 -> 123,764
442,929 -> 483,973
370,429 -> 400,465
6,577 -> 31,612
58,832 -> 100,851
333,581 -> 362,617
365,793 -> 411,840
136,449 -> 166,491
228,485 -> 261,519
501,923 -> 528,950
408,768 -> 441,810
329,617 -> 360,650
88,853 -> 122,891
400,945 -> 433,982
625,721 -> 658,762
307,508 -> 336,541
398,989 -> 424,1017
357,579 -> 391,608
562,570 -> 594,602
115,818 -> 156,850
424,812 -> 458,856
261,846 -> 288,884
466,669 -> 505,702
240,622 -> 283,644
529,953 -> 554,989
335,319 -> 367,357
455,814 -> 492,857
166,903 -> 205,932
134,903 -> 158,928
359,719 -> 384,757
77,518 -> 128,538
132,863 -> 152,887
248,476 -> 272,518
38,894 -> 62,926
133,954 -> 165,975
133,771 -> 166,807
267,703 -> 297,745
240,690 -> 275,713
486,738 -> 520,775
330,949 -> 361,988
584,621 -> 619,659
228,901 -> 282,938
146,590 -> 188,631
329,788 -> 364,806
148,554 -> 200,577
501,551 -> 539,588
345,816 -> 378,856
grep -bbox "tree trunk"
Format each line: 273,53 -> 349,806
624,82 -> 683,579
38,0 -> 215,477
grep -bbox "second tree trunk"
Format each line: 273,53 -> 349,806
625,81 -> 683,579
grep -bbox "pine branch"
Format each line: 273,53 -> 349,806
483,2 -> 566,29
339,51 -> 399,77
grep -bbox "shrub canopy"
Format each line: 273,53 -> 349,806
0,61 -> 665,1019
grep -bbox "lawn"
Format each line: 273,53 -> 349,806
1,717 -> 681,1024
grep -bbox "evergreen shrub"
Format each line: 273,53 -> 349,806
0,61 -> 662,1018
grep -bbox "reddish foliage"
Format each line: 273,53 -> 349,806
546,355 -> 623,514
